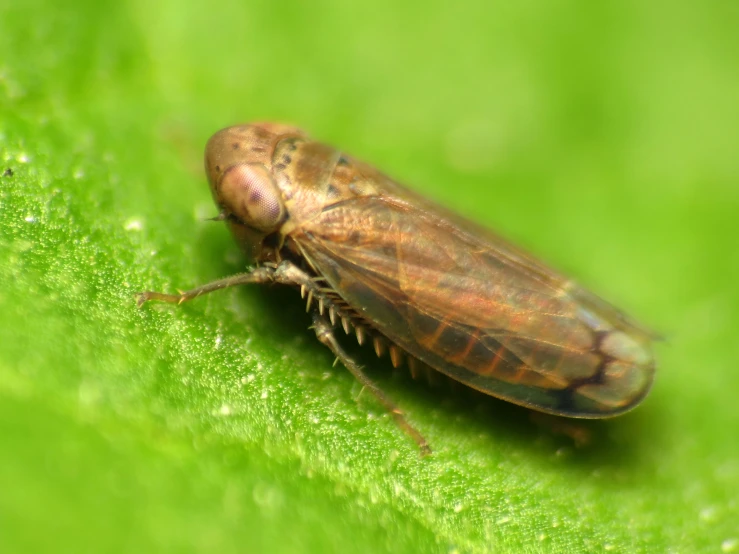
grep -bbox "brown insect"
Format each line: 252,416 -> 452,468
137,122 -> 657,454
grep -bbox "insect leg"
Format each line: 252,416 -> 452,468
136,260 -> 324,308
311,312 -> 431,456
135,265 -> 279,307
529,412 -> 592,447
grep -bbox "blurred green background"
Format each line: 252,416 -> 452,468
1,0 -> 737,552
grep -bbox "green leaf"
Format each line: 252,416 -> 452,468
1,1 -> 738,552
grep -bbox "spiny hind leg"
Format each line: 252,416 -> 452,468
137,261 -> 431,454
311,312 -> 431,456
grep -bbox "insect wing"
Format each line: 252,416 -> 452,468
293,195 -> 655,417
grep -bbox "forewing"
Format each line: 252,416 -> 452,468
294,196 -> 655,417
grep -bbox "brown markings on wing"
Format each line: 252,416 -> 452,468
292,195 -> 655,417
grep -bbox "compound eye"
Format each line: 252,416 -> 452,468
218,163 -> 285,232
